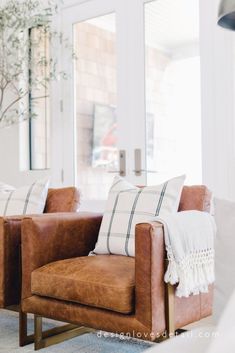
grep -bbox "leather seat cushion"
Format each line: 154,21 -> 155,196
31,255 -> 135,314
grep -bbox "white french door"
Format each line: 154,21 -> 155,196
59,0 -> 202,211
61,0 -> 146,211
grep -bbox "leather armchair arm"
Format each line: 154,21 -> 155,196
135,221 -> 210,334
0,216 -> 23,307
135,221 -> 166,334
21,212 -> 102,299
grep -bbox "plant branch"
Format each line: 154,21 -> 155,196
0,0 -> 75,126
0,91 -> 28,122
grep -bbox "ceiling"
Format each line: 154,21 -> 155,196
86,0 -> 199,53
145,0 -> 199,52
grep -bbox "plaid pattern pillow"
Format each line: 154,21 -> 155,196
0,178 -> 49,216
91,175 -> 185,257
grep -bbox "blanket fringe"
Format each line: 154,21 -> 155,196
164,246 -> 214,298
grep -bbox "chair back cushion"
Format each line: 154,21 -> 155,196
44,187 -> 80,213
179,185 -> 211,212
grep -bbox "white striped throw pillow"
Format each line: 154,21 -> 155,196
91,175 -> 185,257
0,178 -> 50,216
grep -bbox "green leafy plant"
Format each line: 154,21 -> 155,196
0,0 -> 74,127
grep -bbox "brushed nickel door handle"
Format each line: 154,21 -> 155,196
108,150 -> 126,177
133,149 -> 158,176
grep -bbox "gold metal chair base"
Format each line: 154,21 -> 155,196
33,314 -> 183,350
19,311 -> 34,346
19,310 -> 94,349
5,306 -> 32,347
20,308 -> 186,350
34,315 -> 95,351
154,329 -> 187,343
165,282 -> 175,337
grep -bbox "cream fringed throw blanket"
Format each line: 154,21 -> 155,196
155,211 -> 216,298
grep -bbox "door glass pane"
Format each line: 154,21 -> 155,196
145,0 -> 202,184
74,13 -> 117,200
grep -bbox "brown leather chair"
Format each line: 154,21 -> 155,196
0,187 -> 80,309
21,186 -> 213,350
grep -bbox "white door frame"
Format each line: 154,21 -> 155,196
58,0 -> 148,190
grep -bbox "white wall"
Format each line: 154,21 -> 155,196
200,0 -> 235,201
0,124 -> 50,187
